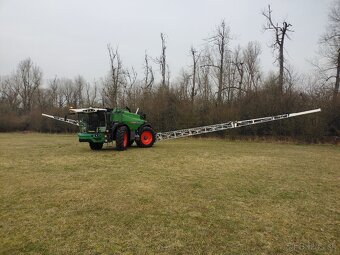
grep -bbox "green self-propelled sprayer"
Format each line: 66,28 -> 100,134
42,107 -> 321,151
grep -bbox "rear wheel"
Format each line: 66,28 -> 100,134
89,142 -> 103,150
136,126 -> 156,148
116,126 -> 129,151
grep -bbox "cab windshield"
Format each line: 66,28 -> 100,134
78,112 -> 106,132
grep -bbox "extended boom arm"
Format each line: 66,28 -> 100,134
156,108 -> 321,141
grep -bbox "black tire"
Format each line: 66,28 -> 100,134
136,126 -> 156,148
116,126 -> 129,151
89,142 -> 103,150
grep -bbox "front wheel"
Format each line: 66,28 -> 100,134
136,126 -> 156,148
116,126 -> 129,151
89,142 -> 103,150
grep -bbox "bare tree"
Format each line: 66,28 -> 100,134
143,51 -> 154,91
190,46 -> 200,103
178,70 -> 191,100
105,44 -> 124,107
47,76 -> 60,108
199,52 -> 213,103
225,48 -> 237,102
319,0 -> 340,101
156,33 -> 167,88
263,5 -> 293,94
206,20 -> 232,104
0,76 -> 20,111
85,81 -> 98,106
122,67 -> 137,106
48,77 -> 66,108
14,58 -> 42,113
243,41 -> 262,92
232,46 -> 245,98
60,78 -> 74,107
73,75 -> 85,107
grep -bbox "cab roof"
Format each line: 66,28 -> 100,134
69,107 -> 107,114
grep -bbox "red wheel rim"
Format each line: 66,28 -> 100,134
123,132 -> 128,148
141,131 -> 153,145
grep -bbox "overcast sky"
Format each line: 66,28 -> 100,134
0,0 -> 334,83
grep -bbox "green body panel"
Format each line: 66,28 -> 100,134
110,109 -> 145,131
78,132 -> 106,143
76,108 -> 146,144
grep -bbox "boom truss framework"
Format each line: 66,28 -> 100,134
42,113 -> 79,126
156,109 -> 321,141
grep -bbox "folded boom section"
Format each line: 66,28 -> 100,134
42,113 -> 79,126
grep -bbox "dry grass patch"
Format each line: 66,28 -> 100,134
0,133 -> 339,254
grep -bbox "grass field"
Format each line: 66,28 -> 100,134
0,133 -> 339,254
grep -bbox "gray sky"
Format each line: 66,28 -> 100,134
0,0 -> 333,83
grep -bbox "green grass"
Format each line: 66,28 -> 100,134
0,133 -> 339,254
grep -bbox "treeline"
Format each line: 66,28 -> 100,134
0,5 -> 339,142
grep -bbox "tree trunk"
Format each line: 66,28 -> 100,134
334,48 -> 340,101
190,48 -> 197,104
217,46 -> 224,104
279,43 -> 284,94
191,65 -> 196,103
